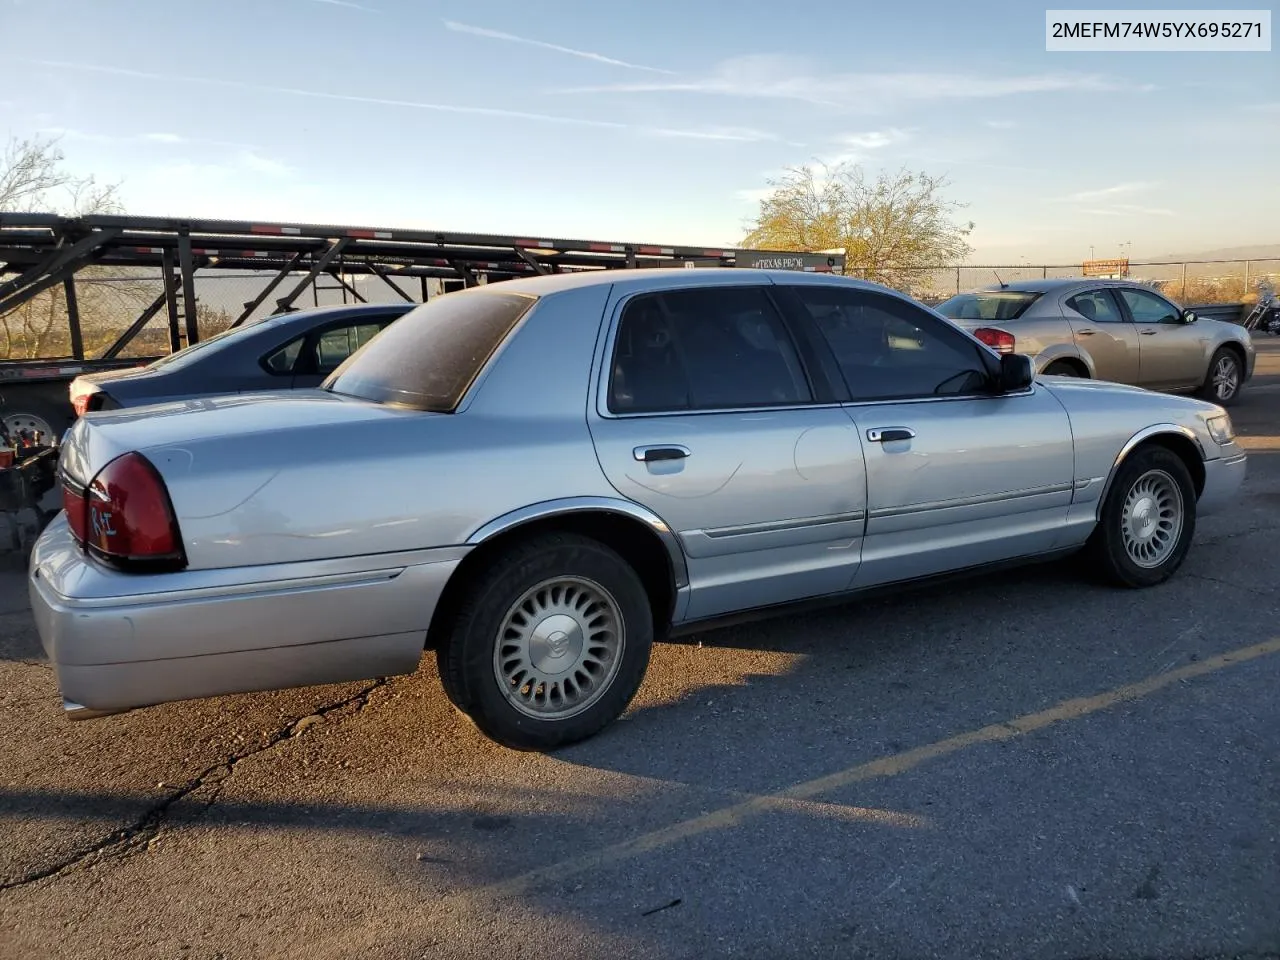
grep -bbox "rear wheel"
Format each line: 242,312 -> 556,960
435,533 -> 653,751
1085,445 -> 1196,588
1043,360 -> 1084,378
1198,348 -> 1243,406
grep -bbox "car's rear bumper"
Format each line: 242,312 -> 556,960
1197,449 -> 1247,516
29,514 -> 464,716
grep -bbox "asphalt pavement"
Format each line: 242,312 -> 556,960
2,341 -> 1279,960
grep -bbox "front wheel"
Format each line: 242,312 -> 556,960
1085,446 -> 1197,588
436,533 -> 654,751
1198,348 -> 1243,406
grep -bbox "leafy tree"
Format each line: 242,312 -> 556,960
742,162 -> 975,295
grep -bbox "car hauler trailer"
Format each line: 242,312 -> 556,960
0,213 -> 844,440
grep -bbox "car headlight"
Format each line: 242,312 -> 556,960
1206,414 -> 1235,445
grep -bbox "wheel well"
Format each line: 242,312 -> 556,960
424,511 -> 677,650
1132,434 -> 1205,497
1217,341 -> 1247,373
1044,356 -> 1089,377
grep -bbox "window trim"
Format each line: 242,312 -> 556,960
597,284 -> 831,418
777,283 -> 1006,406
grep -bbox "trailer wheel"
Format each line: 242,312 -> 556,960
3,401 -> 66,443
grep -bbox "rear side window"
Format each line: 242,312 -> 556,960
935,291 -> 1041,321
324,291 -> 535,412
608,287 -> 812,413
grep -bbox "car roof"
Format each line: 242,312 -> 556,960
239,300 -> 416,331
457,267 -> 897,298
962,278 -> 1145,296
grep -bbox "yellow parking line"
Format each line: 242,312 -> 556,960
473,635 -> 1280,903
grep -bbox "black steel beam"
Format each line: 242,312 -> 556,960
63,276 -> 84,360
0,228 -> 120,304
449,260 -> 480,288
273,238 -> 350,315
515,248 -> 550,276
325,269 -> 367,303
101,289 -> 168,360
230,251 -> 306,327
178,233 -> 199,346
368,264 -> 415,302
161,249 -> 182,353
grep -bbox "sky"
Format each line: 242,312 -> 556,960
1,0 -> 1277,262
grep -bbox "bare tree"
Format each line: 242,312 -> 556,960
742,162 -> 975,295
1,135 -> 145,359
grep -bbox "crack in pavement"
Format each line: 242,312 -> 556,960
1186,572 -> 1278,601
0,678 -> 388,894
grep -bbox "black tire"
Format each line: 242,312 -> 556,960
1043,360 -> 1084,378
1085,445 -> 1197,588
435,533 -> 653,751
1197,347 -> 1243,406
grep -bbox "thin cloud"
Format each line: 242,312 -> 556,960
22,59 -> 772,144
650,126 -> 788,144
301,0 -> 373,10
547,54 -> 1144,109
443,20 -> 674,74
1059,181 -> 1156,203
1081,203 -> 1174,217
984,119 -> 1017,129
838,128 -> 911,149
143,132 -> 186,143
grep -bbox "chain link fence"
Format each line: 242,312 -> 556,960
847,259 -> 1280,306
4,258 -> 1279,361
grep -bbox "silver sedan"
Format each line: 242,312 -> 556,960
936,278 -> 1256,405
30,269 -> 1247,750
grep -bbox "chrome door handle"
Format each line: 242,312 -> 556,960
1076,328 -> 1096,336
633,444 -> 691,463
866,427 -> 915,443
1139,329 -> 1158,336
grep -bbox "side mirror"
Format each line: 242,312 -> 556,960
1181,309 -> 1197,324
998,353 -> 1035,392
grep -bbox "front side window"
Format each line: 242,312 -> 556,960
325,291 -> 536,412
608,286 -> 812,413
1066,290 -> 1124,324
792,286 -> 991,401
1118,287 -> 1181,324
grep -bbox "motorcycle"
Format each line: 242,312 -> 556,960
1242,280 -> 1280,335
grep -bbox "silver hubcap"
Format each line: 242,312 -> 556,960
1121,469 -> 1183,568
493,576 -> 625,720
1212,355 -> 1239,400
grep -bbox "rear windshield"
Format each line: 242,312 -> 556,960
323,290 -> 536,412
935,291 -> 1041,322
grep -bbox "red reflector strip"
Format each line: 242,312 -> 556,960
238,250 -> 272,258
587,243 -> 627,253
134,246 -> 165,255
249,225 -> 302,235
702,250 -> 725,257
516,239 -> 556,249
193,248 -> 220,256
638,246 -> 676,255
347,230 -> 394,240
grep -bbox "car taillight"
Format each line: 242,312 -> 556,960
64,452 -> 186,571
974,327 -> 1016,354
70,390 -> 103,417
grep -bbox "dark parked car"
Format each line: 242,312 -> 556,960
69,303 -> 415,416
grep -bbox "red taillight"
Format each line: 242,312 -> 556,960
70,390 -> 102,417
974,327 -> 1016,354
65,452 -> 185,571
